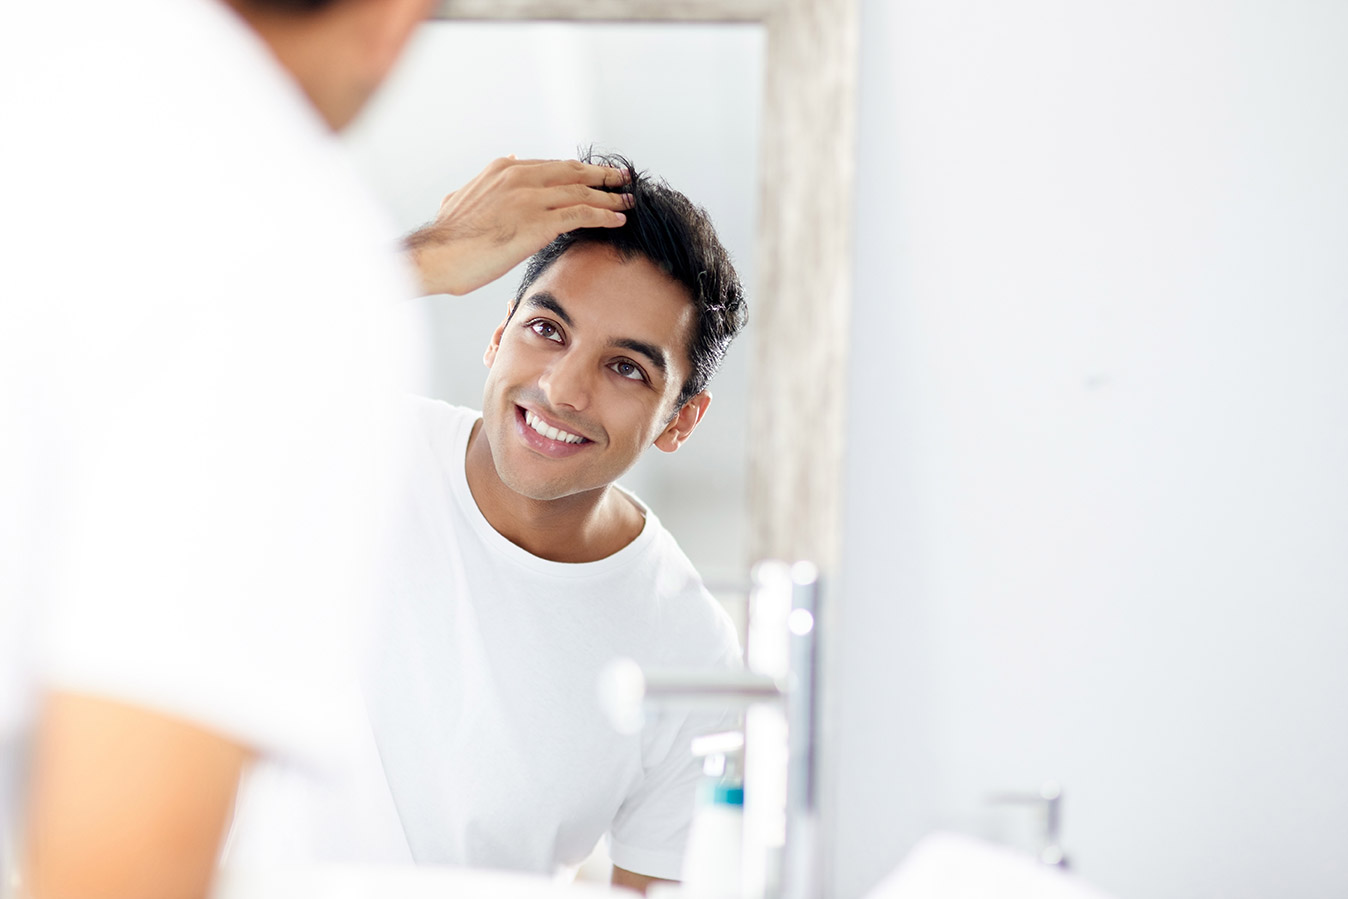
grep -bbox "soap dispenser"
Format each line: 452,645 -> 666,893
680,730 -> 745,898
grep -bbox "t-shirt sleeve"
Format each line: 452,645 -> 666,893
607,701 -> 743,881
607,584 -> 745,881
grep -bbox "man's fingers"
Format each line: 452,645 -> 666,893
544,204 -> 628,233
581,162 -> 632,190
543,183 -> 634,211
586,163 -> 633,190
507,159 -> 632,189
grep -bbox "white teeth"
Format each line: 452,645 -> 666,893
525,409 -> 584,444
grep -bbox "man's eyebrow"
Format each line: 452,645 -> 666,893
613,338 -> 669,376
522,292 -> 573,327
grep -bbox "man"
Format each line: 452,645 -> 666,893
370,155 -> 747,893
0,1 -> 629,896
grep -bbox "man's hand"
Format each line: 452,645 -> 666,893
405,156 -> 633,297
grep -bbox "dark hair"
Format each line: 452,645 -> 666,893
512,152 -> 747,411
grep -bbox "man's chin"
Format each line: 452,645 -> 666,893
491,450 -> 574,501
497,471 -> 579,503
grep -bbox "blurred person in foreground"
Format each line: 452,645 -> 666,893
0,0 -> 631,896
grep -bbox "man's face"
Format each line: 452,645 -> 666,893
480,242 -> 708,503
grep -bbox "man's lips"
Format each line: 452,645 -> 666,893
521,406 -> 590,444
513,404 -> 595,458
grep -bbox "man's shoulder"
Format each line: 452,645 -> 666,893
384,397 -> 481,501
394,396 -> 482,451
633,523 -> 742,670
402,395 -> 481,429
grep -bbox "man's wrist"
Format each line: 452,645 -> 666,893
402,231 -> 445,296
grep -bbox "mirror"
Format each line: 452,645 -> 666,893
344,2 -> 857,892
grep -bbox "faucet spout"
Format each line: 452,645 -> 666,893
597,560 -> 824,899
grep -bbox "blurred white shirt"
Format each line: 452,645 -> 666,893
0,0 -> 419,863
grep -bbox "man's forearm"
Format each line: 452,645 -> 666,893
22,693 -> 249,899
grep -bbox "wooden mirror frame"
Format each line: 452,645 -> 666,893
434,0 -> 858,574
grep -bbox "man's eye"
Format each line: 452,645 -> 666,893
529,320 -> 562,342
610,359 -> 646,382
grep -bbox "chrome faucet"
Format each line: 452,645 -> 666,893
987,782 -> 1070,869
600,560 -> 823,899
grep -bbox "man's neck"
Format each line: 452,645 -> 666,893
462,421 -> 645,564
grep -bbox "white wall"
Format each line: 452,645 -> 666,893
831,2 -> 1348,897
344,22 -> 762,586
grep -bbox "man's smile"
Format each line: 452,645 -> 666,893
524,407 -> 588,444
514,404 -> 595,458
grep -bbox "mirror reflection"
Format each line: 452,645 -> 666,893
346,21 -> 764,587
226,20 -> 767,893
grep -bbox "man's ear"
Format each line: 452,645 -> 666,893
654,391 -> 712,454
483,301 -> 514,368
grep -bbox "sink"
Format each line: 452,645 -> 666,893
213,865 -> 635,899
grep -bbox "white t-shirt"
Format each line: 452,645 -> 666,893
0,0 -> 416,859
362,399 -> 742,880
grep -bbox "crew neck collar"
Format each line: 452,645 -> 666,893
449,411 -> 657,578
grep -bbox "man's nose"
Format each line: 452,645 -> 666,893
539,352 -> 594,412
